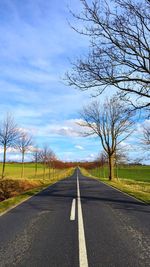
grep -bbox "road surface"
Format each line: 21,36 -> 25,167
0,168 -> 150,267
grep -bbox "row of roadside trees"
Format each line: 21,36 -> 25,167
0,110 -> 149,181
0,114 -> 86,180
0,114 -> 58,179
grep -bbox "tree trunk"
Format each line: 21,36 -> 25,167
116,163 -> 119,180
108,154 -> 115,180
49,165 -> 50,179
1,145 -> 6,179
21,152 -> 25,178
43,161 -> 46,180
103,165 -> 105,178
35,160 -> 37,178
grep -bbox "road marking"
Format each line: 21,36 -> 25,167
70,198 -> 76,221
77,172 -> 89,267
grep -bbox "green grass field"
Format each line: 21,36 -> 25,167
82,165 -> 150,203
0,163 -> 64,180
90,165 -> 150,182
0,163 -> 74,213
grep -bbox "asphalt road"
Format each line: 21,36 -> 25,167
0,168 -> 150,267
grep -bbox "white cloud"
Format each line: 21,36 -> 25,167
0,147 -> 22,153
0,0 -> 149,163
7,154 -> 22,162
75,145 -> 84,150
118,141 -> 133,151
0,67 -> 57,84
83,153 -> 96,161
30,119 -> 85,138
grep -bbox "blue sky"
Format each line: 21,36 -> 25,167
0,0 -> 149,163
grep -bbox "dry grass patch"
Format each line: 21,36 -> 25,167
0,179 -> 43,201
80,168 -> 150,204
0,167 -> 74,201
108,179 -> 150,203
0,167 -> 75,214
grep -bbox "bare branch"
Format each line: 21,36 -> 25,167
79,97 -> 134,179
66,0 -> 150,111
0,113 -> 19,178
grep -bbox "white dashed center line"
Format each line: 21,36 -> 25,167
70,198 -> 76,221
77,171 -> 89,267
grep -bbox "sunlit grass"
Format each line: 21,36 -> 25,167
0,163 -> 59,180
89,165 -> 150,182
108,179 -> 150,203
80,167 -> 150,204
0,185 -> 47,214
0,165 -> 74,214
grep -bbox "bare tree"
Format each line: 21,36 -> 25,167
96,151 -> 107,166
16,131 -> 32,178
114,148 -> 129,179
47,150 -> 56,179
39,145 -> 56,179
79,97 -> 134,180
142,125 -> 150,146
96,151 -> 107,178
67,0 -> 150,111
139,124 -> 150,161
115,148 -> 129,165
32,146 -> 40,178
0,114 -> 19,179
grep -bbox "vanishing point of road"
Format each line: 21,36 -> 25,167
0,168 -> 150,267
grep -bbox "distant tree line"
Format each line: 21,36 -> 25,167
0,109 -> 149,181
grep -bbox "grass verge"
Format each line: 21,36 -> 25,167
80,168 -> 150,204
0,184 -> 48,215
0,167 -> 74,215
